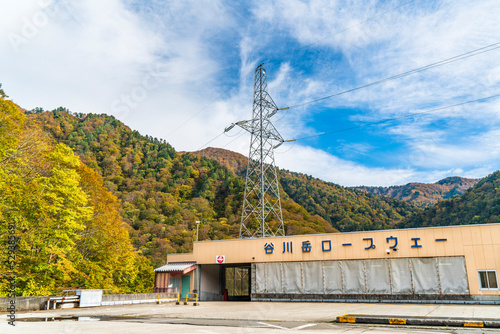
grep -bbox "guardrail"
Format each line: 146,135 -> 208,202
157,292 -> 180,305
184,292 -> 199,306
46,296 -> 80,310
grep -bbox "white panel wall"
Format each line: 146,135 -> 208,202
303,261 -> 323,293
324,261 -> 343,293
390,258 -> 413,294
255,256 -> 469,296
366,259 -> 391,293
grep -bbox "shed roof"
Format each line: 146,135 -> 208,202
154,262 -> 196,272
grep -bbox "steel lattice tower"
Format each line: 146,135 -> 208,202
226,64 -> 286,238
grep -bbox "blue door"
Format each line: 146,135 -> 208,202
181,275 -> 191,299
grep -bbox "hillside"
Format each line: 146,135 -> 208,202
193,148 -> 422,232
27,110 -> 335,267
401,171 -> 500,228
353,177 -> 479,207
0,91 -> 152,296
190,147 -> 247,176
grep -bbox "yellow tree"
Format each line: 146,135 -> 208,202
1,93 -> 92,295
15,144 -> 93,295
1,91 -> 152,295
75,163 -> 153,293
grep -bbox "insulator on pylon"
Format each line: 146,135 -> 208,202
224,124 -> 235,132
268,109 -> 278,118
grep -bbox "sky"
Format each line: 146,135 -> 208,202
1,0 -> 499,186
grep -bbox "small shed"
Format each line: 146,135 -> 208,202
154,262 -> 196,298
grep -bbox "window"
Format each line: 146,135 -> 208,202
168,277 -> 180,293
478,271 -> 498,290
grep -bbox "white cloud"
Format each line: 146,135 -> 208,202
1,0 -> 499,187
0,0 -> 163,113
243,0 -> 500,182
274,144 -> 415,187
250,0 -> 500,107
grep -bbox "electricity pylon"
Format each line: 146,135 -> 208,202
225,64 -> 290,238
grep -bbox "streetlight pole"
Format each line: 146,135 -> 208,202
196,221 -> 200,241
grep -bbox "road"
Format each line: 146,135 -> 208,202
4,316 -> 500,333
2,301 -> 500,333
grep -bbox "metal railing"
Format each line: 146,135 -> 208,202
46,296 -> 80,310
157,292 -> 180,305
184,292 -> 199,306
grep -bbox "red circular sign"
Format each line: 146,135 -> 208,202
216,255 -> 225,264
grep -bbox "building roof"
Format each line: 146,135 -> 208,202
154,262 -> 196,272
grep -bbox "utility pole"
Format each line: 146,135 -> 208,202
196,221 -> 200,241
225,64 -> 289,238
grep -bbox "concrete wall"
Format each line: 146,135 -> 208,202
101,293 -> 158,302
0,293 -> 160,313
101,293 -> 158,306
200,264 -> 222,301
0,296 -> 47,312
187,270 -> 195,295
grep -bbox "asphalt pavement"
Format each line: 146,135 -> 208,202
2,301 -> 500,333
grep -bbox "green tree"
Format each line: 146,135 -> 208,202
1,92 -> 153,296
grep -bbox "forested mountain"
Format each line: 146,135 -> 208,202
279,172 -> 421,232
353,177 -> 479,208
193,148 -> 421,232
27,109 -> 335,268
3,82 -> 496,297
191,147 -> 247,177
401,171 -> 500,228
0,89 -> 152,296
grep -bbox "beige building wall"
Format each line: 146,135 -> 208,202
167,223 -> 500,297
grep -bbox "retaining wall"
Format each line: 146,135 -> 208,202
0,293 -> 159,313
0,296 -> 48,312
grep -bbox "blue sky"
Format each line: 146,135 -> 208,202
1,0 -> 499,186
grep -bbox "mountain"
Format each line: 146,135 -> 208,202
6,80 -> 494,296
190,147 -> 247,176
193,148 -> 422,232
353,177 -> 479,207
400,171 -> 500,228
27,110 -> 335,267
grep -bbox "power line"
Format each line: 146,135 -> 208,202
188,7 -> 500,153
195,93 -> 500,153
167,1 -> 416,138
197,42 -> 500,151
291,93 -> 500,141
224,127 -> 244,137
197,131 -> 225,151
222,131 -> 245,148
195,41 -> 500,152
166,70 -> 254,138
286,41 -> 500,110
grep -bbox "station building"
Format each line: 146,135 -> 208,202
154,223 -> 500,304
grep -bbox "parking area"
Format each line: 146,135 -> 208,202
3,301 -> 500,333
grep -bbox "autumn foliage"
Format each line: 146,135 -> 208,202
28,109 -> 337,268
0,92 -> 152,296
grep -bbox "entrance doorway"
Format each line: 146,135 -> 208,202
181,275 -> 191,299
224,265 -> 251,301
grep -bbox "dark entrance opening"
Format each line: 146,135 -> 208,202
223,264 -> 251,301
